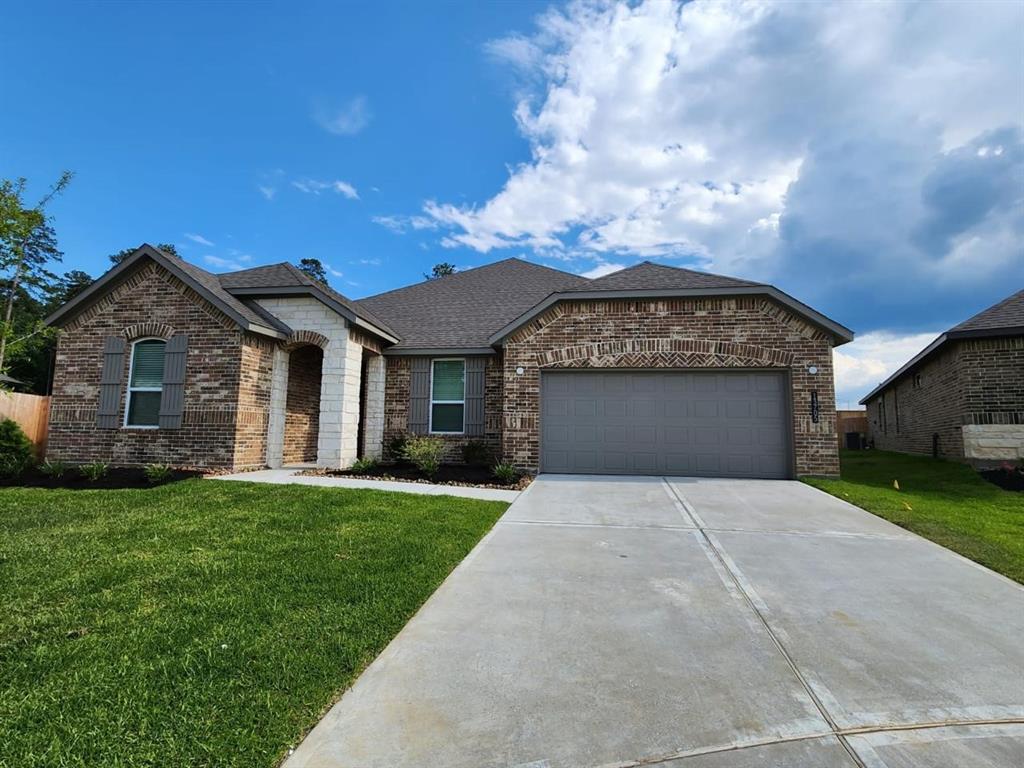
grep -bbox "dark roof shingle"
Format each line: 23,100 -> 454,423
949,289 -> 1024,333
356,258 -> 588,349
568,261 -> 764,292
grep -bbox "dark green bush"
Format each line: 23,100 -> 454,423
385,433 -> 409,462
461,440 -> 493,467
0,418 -> 34,479
350,456 -> 378,473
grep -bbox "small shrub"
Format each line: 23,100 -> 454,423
144,463 -> 173,484
461,440 -> 493,467
403,436 -> 445,479
0,418 -> 34,479
385,433 -> 409,462
39,459 -> 69,479
78,461 -> 109,482
350,456 -> 378,474
492,462 -> 520,485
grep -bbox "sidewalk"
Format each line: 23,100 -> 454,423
211,468 -> 521,503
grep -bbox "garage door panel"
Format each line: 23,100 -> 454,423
541,371 -> 791,479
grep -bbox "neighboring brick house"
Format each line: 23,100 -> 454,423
46,244 -> 853,478
860,289 -> 1024,464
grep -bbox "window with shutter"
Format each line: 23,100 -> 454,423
126,339 -> 166,427
430,359 -> 465,433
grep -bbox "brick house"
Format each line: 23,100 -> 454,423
45,244 -> 853,478
860,289 -> 1024,464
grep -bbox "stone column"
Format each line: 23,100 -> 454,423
265,345 -> 289,468
362,354 -> 386,459
337,337 -> 364,467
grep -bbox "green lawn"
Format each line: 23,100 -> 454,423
0,480 -> 506,767
805,450 -> 1024,583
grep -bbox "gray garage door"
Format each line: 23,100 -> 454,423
541,371 -> 791,478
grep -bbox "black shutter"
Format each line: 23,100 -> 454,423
464,358 -> 486,436
409,358 -> 430,434
158,334 -> 188,429
96,336 -> 126,429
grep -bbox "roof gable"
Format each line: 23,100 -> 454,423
45,244 -> 287,338
218,262 -> 398,340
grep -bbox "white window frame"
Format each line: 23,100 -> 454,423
124,337 -> 166,429
428,357 -> 466,435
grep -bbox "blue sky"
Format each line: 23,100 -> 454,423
2,1 -> 1021,406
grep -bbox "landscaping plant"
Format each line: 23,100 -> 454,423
0,417 -> 34,479
37,459 -> 68,479
461,440 -> 493,467
77,461 -> 109,482
385,433 -> 409,462
492,462 -> 519,485
403,436 -> 445,479
143,463 -> 173,484
350,456 -> 378,474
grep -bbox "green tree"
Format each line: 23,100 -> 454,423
49,269 -> 94,308
0,172 -> 73,374
425,262 -> 456,280
108,242 -> 178,267
297,258 -> 328,285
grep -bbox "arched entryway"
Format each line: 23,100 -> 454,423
282,344 -> 324,465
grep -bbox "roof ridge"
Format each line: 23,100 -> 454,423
357,257 -> 585,303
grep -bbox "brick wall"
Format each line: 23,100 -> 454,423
865,343 -> 963,458
959,337 -> 1024,426
865,335 -> 1024,461
282,344 -> 323,464
48,262 -> 247,469
383,355 -> 504,463
501,296 -> 840,477
234,334 -> 275,468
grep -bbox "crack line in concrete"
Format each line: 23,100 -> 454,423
660,479 -> 868,768
597,717 -> 1024,767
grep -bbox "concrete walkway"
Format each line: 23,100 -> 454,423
284,475 -> 1024,768
211,468 -> 521,502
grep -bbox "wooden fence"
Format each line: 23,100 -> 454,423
0,392 -> 50,457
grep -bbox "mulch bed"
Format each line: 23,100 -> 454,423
979,465 -> 1024,492
301,462 -> 531,491
1,466 -> 203,490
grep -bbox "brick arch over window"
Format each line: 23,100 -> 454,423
535,338 -> 796,369
122,322 -> 176,340
285,330 -> 329,350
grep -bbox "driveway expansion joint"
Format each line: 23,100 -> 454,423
661,478 -> 868,768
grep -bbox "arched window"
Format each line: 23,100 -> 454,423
125,338 -> 166,427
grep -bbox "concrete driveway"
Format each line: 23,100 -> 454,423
285,476 -> 1024,768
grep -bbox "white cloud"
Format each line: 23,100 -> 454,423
423,0 -> 1023,331
354,257 -> 382,266
324,262 -> 344,278
833,330 -> 943,407
258,185 -> 276,201
313,95 -> 371,136
580,261 -> 626,279
184,233 -> 214,247
292,179 -> 360,199
372,214 -> 438,234
203,253 -> 253,272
